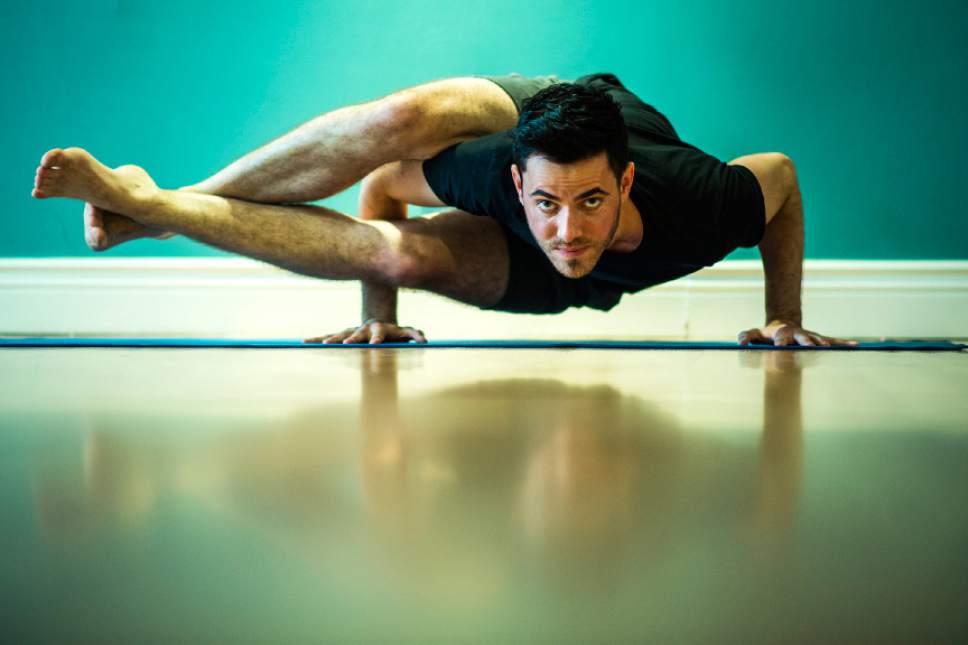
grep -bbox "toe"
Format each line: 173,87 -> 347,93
38,168 -> 60,189
41,148 -> 65,168
86,226 -> 108,251
84,203 -> 109,250
84,202 -> 104,229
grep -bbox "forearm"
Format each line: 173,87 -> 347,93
362,282 -> 398,323
359,170 -> 408,323
758,182 -> 804,327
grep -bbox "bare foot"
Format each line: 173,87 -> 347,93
84,203 -> 175,251
33,147 -> 156,214
83,166 -> 174,252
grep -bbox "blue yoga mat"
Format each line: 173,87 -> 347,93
0,338 -> 964,351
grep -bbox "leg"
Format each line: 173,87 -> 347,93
185,77 -> 519,203
388,210 -> 510,307
33,149 -> 510,307
80,77 -> 518,251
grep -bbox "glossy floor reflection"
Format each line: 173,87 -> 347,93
2,347 -> 967,643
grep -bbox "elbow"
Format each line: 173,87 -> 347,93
359,164 -> 408,221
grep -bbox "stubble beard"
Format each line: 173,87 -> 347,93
548,201 -> 622,279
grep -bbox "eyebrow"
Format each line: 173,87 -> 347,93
529,187 -> 610,201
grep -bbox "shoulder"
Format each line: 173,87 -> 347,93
574,74 -> 681,141
421,131 -> 519,218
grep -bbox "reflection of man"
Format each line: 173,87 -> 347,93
32,72 -> 854,346
30,349 -> 807,634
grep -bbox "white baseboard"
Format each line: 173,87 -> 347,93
1,258 -> 966,339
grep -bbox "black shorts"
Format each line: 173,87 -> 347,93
477,72 -> 678,138
476,72 -> 569,114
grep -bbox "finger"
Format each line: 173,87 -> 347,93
343,325 -> 371,345
774,328 -> 796,346
737,328 -> 767,345
411,329 -> 427,343
343,329 -> 369,344
369,328 -> 385,344
827,337 -> 859,347
794,332 -> 816,346
303,336 -> 324,344
812,334 -> 831,347
321,327 -> 354,343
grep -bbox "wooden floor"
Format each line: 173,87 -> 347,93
2,346 -> 967,643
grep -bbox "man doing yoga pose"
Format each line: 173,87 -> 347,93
31,72 -> 855,347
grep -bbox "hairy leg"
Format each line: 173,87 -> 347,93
184,77 -> 518,203
82,77 -> 518,251
34,148 -> 509,307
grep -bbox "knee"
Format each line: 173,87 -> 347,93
369,93 -> 426,147
383,257 -> 432,290
370,88 -> 473,159
380,238 -> 440,290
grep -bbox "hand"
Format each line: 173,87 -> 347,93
303,320 -> 427,345
737,320 -> 858,347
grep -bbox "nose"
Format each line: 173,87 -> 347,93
556,208 -> 580,244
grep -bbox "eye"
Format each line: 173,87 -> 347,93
584,197 -> 603,208
536,199 -> 557,212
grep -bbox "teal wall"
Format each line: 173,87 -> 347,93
3,0 -> 965,259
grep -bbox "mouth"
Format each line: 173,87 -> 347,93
555,245 -> 588,257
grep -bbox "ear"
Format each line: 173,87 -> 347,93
621,161 -> 635,197
511,164 -> 524,205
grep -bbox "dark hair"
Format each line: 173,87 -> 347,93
511,82 -> 629,182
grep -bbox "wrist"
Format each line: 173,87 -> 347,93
361,280 -> 398,325
362,315 -> 397,325
766,315 -> 802,328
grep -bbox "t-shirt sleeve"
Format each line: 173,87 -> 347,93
653,145 -> 766,251
720,162 -> 766,248
420,131 -> 521,221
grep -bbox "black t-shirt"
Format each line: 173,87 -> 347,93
421,73 -> 765,294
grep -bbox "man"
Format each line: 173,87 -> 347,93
31,72 -> 855,347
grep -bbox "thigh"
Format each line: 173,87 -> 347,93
392,77 -> 521,160
395,210 -> 510,308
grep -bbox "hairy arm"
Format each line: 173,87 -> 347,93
304,159 -> 447,344
728,153 -> 803,327
731,153 -> 855,346
758,177 -> 804,327
358,167 -> 406,325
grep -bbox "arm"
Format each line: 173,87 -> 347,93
305,161 -> 430,344
758,176 -> 804,328
730,154 -> 856,346
358,169 -> 406,327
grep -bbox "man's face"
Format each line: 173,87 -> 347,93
511,152 -> 629,279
